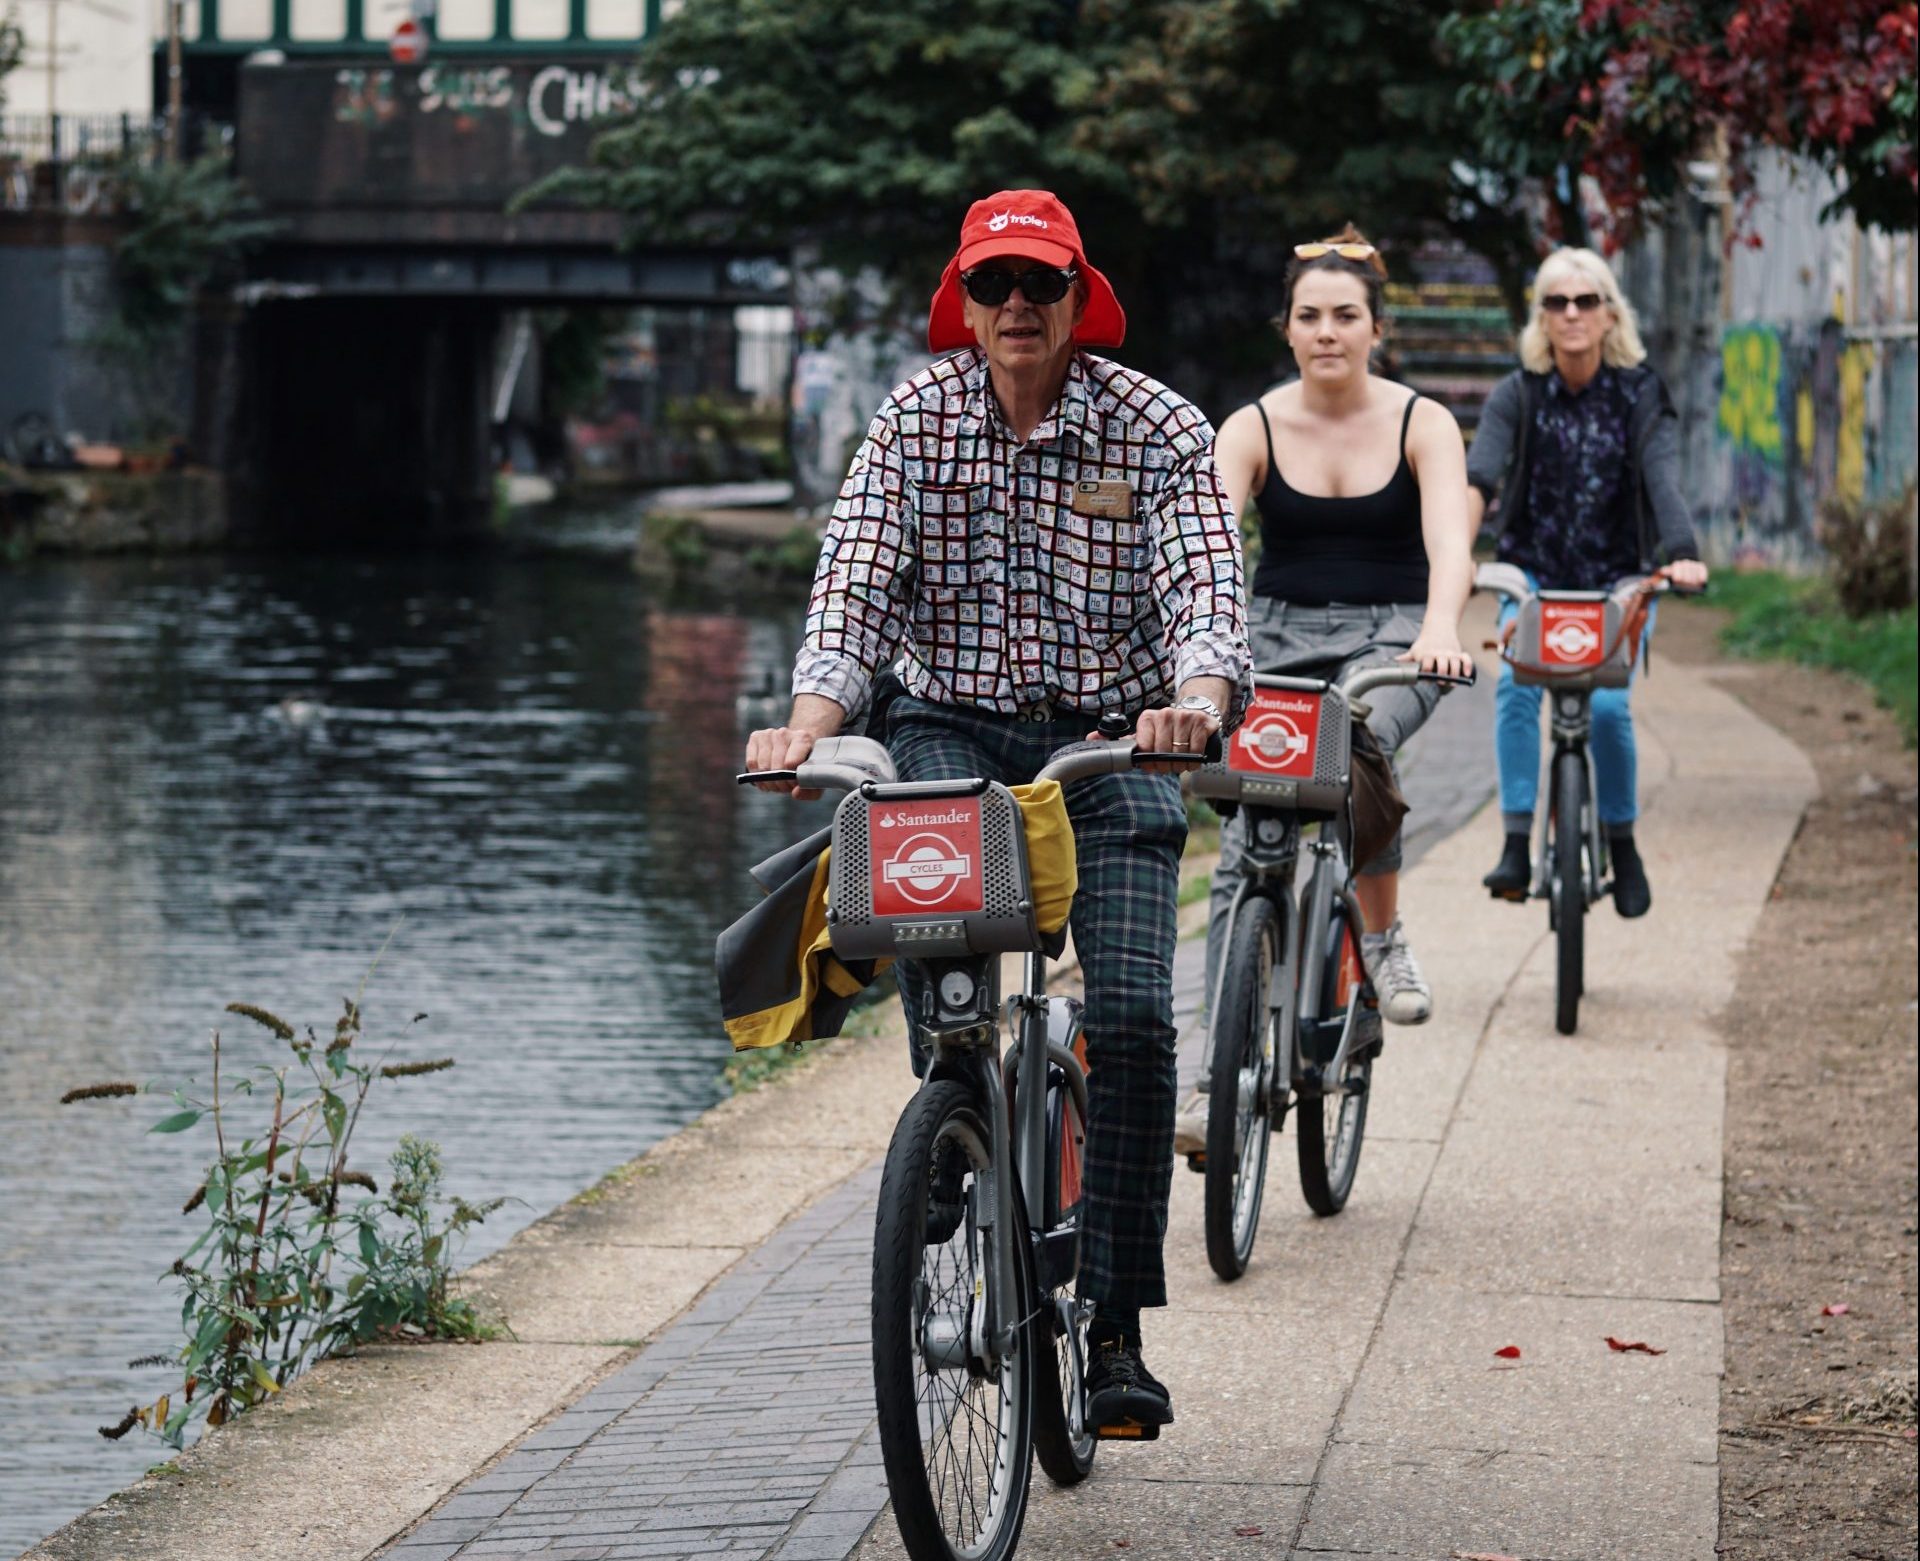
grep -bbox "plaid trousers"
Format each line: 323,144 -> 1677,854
886,695 -> 1186,1312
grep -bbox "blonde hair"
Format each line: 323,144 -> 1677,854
1517,247 -> 1648,374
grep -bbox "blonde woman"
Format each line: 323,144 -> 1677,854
1466,247 -> 1709,917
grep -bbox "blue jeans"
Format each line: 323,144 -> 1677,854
1495,589 -> 1655,829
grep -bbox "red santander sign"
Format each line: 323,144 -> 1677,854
390,17 -> 428,65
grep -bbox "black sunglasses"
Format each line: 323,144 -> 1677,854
959,265 -> 1080,307
1542,291 -> 1606,314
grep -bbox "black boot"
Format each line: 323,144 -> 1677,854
1482,832 -> 1531,901
1085,1322 -> 1173,1434
1610,833 -> 1652,918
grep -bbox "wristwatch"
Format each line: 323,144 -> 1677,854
1175,693 -> 1224,723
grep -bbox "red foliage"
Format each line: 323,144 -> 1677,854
1581,0 -> 1918,233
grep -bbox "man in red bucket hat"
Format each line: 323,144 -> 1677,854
745,188 -> 1251,1437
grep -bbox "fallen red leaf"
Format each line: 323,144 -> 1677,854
1452,1552 -> 1523,1560
1604,1335 -> 1667,1355
1493,1345 -> 1522,1359
1234,1526 -> 1264,1537
1820,1303 -> 1850,1317
1113,1542 -> 1131,1551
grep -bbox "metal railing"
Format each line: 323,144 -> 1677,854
0,113 -> 232,214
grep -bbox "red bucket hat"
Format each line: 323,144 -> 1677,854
927,189 -> 1127,352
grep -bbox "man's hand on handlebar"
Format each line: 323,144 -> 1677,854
1126,703 -> 1223,773
743,694 -> 848,801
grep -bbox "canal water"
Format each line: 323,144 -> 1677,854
0,508 -> 827,1553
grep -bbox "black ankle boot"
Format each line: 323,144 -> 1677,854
1482,832 -> 1531,900
1610,834 -> 1652,918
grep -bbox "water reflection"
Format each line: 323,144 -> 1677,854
0,537 -> 821,1552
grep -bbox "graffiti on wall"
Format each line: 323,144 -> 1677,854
1717,325 -> 1786,465
1707,319 -> 1911,566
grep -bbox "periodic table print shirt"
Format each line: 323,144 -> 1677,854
794,349 -> 1253,724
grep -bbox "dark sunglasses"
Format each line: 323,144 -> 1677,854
1542,291 -> 1606,314
959,265 -> 1080,307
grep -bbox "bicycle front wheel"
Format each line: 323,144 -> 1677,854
1205,894 -> 1278,1280
1552,750 -> 1587,1035
872,1078 -> 1033,1561
1297,902 -> 1374,1217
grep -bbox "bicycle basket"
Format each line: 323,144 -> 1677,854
1507,591 -> 1636,689
1189,676 -> 1351,817
826,779 -> 1042,961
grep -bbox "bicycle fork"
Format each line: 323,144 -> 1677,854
1532,693 -> 1609,904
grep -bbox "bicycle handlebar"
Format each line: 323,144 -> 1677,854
1340,663 -> 1477,702
735,730 -> 1224,796
1474,561 -> 1708,603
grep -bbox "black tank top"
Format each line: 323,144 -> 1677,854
1248,392 -> 1430,606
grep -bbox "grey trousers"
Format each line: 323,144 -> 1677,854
1204,600 -> 1441,1004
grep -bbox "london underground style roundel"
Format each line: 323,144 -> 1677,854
1229,687 -> 1322,776
869,800 -> 986,917
1539,600 -> 1608,668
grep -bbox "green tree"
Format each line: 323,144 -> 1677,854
0,9 -> 25,111
95,150 -> 276,437
531,0 -> 1528,407
1443,0 -> 1919,244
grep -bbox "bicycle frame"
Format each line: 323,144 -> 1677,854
1205,813 -> 1373,1111
1531,688 -> 1610,906
742,730 -> 1201,1381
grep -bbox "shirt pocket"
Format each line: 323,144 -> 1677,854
1046,506 -> 1147,638
915,484 -> 1001,593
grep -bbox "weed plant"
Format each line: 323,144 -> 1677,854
64,992 -> 503,1449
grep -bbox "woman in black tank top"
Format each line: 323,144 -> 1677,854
1188,229 -> 1472,1110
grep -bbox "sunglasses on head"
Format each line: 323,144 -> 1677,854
959,265 -> 1080,307
1542,291 -> 1606,314
1294,241 -> 1377,263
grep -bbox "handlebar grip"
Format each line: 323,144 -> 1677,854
1133,732 -> 1225,766
737,769 -> 799,786
1424,668 -> 1477,687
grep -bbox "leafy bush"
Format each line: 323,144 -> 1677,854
1817,482 -> 1917,618
66,992 -> 503,1449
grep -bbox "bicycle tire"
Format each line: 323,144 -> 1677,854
1296,903 -> 1372,1217
873,1079 -> 1033,1561
1028,1227 -> 1095,1485
1204,894 -> 1278,1280
1030,1060 -> 1096,1486
1553,750 -> 1586,1035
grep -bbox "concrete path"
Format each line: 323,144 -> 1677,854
383,643 -> 1813,1561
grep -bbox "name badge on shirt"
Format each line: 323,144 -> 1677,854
1071,479 -> 1135,519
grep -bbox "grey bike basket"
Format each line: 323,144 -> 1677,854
1189,676 -> 1352,815
1509,590 -> 1632,689
825,780 -> 1041,961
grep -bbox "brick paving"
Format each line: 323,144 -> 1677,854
389,679 -> 1492,1561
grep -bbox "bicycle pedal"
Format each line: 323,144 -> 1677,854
1183,1152 -> 1206,1174
1488,887 -> 1528,904
1095,1419 -> 1161,1441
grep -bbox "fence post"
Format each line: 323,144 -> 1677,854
48,112 -> 63,208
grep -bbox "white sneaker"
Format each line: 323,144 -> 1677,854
1362,919 -> 1433,1026
1172,1084 -> 1210,1156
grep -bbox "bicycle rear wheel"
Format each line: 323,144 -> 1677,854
873,1079 -> 1033,1561
1552,750 -> 1587,1035
1296,902 -> 1374,1217
1204,894 -> 1278,1280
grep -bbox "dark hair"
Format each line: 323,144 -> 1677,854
1275,222 -> 1390,329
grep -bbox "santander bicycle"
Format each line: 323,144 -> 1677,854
1474,561 -> 1700,1033
1186,661 -> 1470,1278
738,717 -> 1216,1561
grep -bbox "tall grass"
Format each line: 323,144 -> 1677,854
1697,571 -> 1917,745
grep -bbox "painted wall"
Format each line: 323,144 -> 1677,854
1621,150 -> 1919,571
